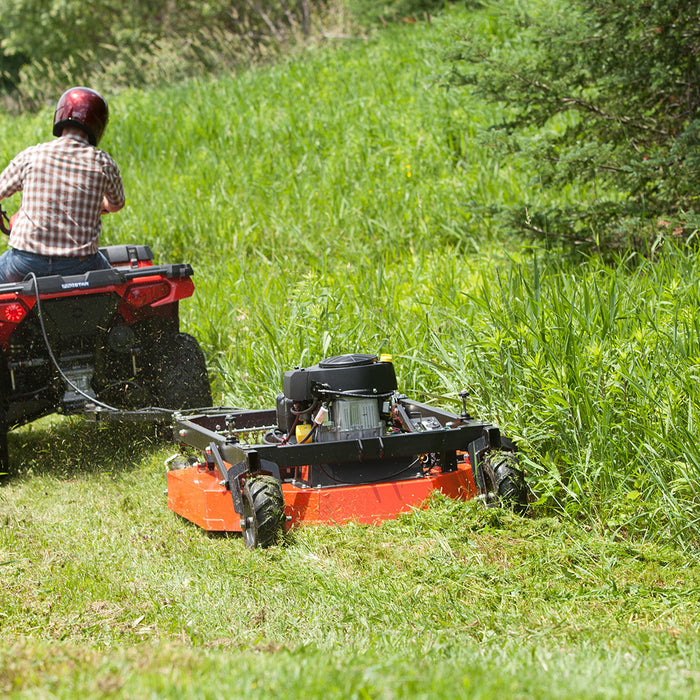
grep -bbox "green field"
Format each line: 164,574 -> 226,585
1,3 -> 700,697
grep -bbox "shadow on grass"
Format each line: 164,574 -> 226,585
4,416 -> 170,481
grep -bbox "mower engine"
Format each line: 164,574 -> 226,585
276,353 -> 396,443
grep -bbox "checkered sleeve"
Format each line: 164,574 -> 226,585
99,152 -> 125,209
0,152 -> 27,199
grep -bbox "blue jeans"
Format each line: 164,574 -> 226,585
0,248 -> 112,284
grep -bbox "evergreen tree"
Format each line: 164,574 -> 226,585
449,0 -> 700,251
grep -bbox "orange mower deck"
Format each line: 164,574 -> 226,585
167,459 -> 478,532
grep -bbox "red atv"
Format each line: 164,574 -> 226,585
0,207 -> 211,472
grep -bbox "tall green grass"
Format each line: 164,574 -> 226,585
422,248 -> 700,542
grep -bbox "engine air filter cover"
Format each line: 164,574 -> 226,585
318,354 -> 376,368
283,353 -> 397,402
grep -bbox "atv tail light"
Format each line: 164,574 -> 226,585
125,281 -> 171,308
0,301 -> 28,323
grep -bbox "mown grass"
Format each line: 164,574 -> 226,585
2,426 -> 700,697
1,2 -> 700,697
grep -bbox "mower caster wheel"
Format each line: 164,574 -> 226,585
241,475 -> 286,549
479,451 -> 529,515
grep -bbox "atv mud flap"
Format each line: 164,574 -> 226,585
166,461 -> 478,532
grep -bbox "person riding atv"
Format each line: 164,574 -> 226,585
0,87 -> 124,283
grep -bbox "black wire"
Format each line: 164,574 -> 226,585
27,272 -> 174,416
279,412 -> 299,445
290,401 -> 318,415
314,455 -> 423,485
263,429 -> 286,445
314,388 -> 394,400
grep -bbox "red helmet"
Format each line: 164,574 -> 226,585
53,87 -> 109,146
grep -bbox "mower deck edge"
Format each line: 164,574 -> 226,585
166,462 -> 478,532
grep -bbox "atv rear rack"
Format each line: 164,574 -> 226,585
0,262 -> 194,296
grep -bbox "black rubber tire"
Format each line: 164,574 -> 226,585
147,332 -> 212,410
0,417 -> 8,482
479,451 -> 529,514
241,475 -> 286,549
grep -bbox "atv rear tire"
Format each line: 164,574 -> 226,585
241,475 -> 286,549
478,451 -> 528,514
147,332 -> 212,410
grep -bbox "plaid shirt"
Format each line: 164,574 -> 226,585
0,133 -> 124,257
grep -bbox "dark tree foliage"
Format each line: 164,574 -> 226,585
0,0 -> 326,110
449,0 -> 700,251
